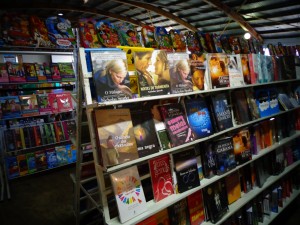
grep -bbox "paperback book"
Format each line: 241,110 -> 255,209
26,152 -> 37,174
55,145 -> 68,165
50,63 -> 62,81
0,96 -> 22,119
207,53 -> 230,88
37,94 -> 52,115
46,148 -> 59,168
233,129 -> 252,165
57,63 -> 76,81
231,89 -> 252,125
0,63 -> 9,83
23,63 -> 38,82
227,54 -> 245,87
225,171 -> 241,204
189,52 -> 209,91
19,94 -> 39,117
6,62 -> 26,82
200,142 -> 217,178
35,150 -> 47,171
56,92 -> 73,112
168,199 -> 191,225
187,190 -> 205,225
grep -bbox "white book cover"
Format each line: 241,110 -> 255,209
228,54 -> 245,87
110,165 -> 147,223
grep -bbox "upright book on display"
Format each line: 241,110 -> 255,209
207,53 -> 230,88
110,165 -> 147,223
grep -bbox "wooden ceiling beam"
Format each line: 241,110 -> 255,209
1,2 -> 145,27
202,0 -> 263,42
110,0 -> 198,32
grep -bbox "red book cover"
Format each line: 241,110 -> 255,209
33,126 -> 42,146
248,53 -> 258,84
187,190 -> 205,225
149,154 -> 174,202
48,93 -> 58,113
56,92 -> 73,112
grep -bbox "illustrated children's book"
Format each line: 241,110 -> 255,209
168,198 -> 191,225
50,63 -> 62,81
154,26 -> 173,52
187,190 -> 205,225
159,103 -> 194,147
185,31 -> 202,53
58,63 -> 76,81
149,154 -> 174,202
6,62 -> 26,83
55,145 -> 68,165
207,53 -> 230,88
110,165 -> 147,223
90,50 -> 132,102
169,29 -> 186,52
37,94 -> 52,115
17,154 -> 28,176
94,108 -> 138,168
26,152 -> 37,174
94,20 -> 120,47
114,21 -> 142,47
23,63 -> 38,82
46,148 -> 59,169
0,96 -> 22,119
141,25 -> 158,48
56,92 -> 73,112
29,15 -> 53,48
78,18 -> 101,48
48,93 -> 59,113
35,150 -> 47,171
6,156 -> 19,179
0,63 -> 9,83
19,94 -> 39,117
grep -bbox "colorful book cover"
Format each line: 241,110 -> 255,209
240,54 -> 251,84
15,128 -> 24,150
56,92 -> 73,112
228,36 -> 241,54
227,54 -> 245,87
189,52 -> 210,91
207,53 -> 230,88
268,88 -> 280,114
212,33 -> 223,53
245,89 -> 260,120
65,144 -> 77,163
48,93 -> 59,113
149,154 -> 174,202
91,50 -> 132,102
110,165 -> 147,223
34,63 -> 47,82
114,21 -> 142,47
141,25 -> 158,48
94,108 -> 138,168
33,126 -> 42,146
0,96 -> 22,119
26,152 -> 37,174
53,121 -> 66,143
255,89 -> 271,118
159,103 -> 194,147
168,52 -> 193,94
29,15 -> 53,48
203,179 -> 229,223
78,18 -> 101,48
43,62 -> 52,80
39,125 -> 48,145
50,63 -> 62,81
200,142 -> 216,179
17,154 -> 28,176
168,198 -> 191,225
154,26 -> 173,52
94,20 -> 120,47
44,123 -> 55,144
49,123 -> 57,143
173,148 -> 200,193
184,97 -> 214,139
213,137 -> 236,175
55,145 -> 68,165
248,53 -> 259,84
46,148 -> 59,169
263,55 -> 274,83
57,63 -> 76,81
64,120 -> 76,140
233,129 -> 252,165
187,190 -> 205,225
169,29 -> 186,52
220,35 -> 232,54
37,94 -> 52,115
19,94 -> 39,117
0,63 -> 9,83
225,171 -> 241,204
35,150 -> 47,171
23,63 -> 38,82
134,49 -> 171,97
23,127 -> 32,148
6,62 -> 26,83
6,156 -> 19,179
131,109 -> 160,158
231,89 -> 252,125
185,31 -> 202,53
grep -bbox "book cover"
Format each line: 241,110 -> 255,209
66,144 -> 77,163
94,108 -> 138,167
44,123 -> 55,144
57,63 -> 76,81
240,54 -> 251,84
53,121 -> 66,143
207,53 -> 230,88
91,50 -> 132,102
213,137 -> 236,175
4,129 -> 16,152
159,103 -> 194,147
154,26 -> 173,52
233,129 -> 252,165
149,154 -> 174,202
37,94 -> 52,115
173,148 -> 200,193
110,165 -> 147,223
231,89 -> 252,125
48,93 -> 59,114
55,145 -> 68,165
33,126 -> 42,146
157,129 -> 171,150
6,62 -> 26,83
185,31 -> 202,53
210,93 -> 233,131
17,154 -> 28,176
189,52 -> 210,91
281,56 -> 296,80
278,93 -> 294,111
228,54 -> 245,87
141,25 -> 158,49
64,120 -> 76,140
255,89 -> 271,118
39,125 -> 48,145
0,63 -> 10,83
114,21 -> 142,47
0,96 -> 22,119
50,63 -> 62,81
187,190 -> 205,225
184,97 -> 214,139
19,94 -> 39,117
23,63 -> 38,82
169,29 -> 186,52
131,109 -> 160,158
263,56 -> 274,83
26,152 -> 37,174
200,142 -> 217,178
43,62 -> 52,80
168,198 -> 191,225
239,164 -> 253,193
134,50 -> 171,97
56,92 -> 73,112
34,63 -> 47,82
203,179 -> 229,223
6,156 -> 19,179
244,89 -> 260,120
35,150 -> 47,171
225,171 -> 241,204
248,53 -> 259,84
23,127 -> 32,148
94,20 -> 120,47
168,52 -> 193,94
15,128 -> 24,150
46,148 -> 59,169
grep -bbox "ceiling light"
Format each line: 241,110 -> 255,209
58,13 -> 63,16
244,32 -> 251,39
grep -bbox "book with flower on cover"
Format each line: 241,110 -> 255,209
110,165 -> 147,223
149,154 -> 174,202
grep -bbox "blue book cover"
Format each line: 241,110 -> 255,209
46,149 -> 59,168
0,96 -> 22,119
184,97 -> 213,139
268,88 -> 280,115
255,89 -> 271,117
55,145 -> 68,165
65,144 -> 77,163
6,156 -> 20,179
26,152 -> 37,174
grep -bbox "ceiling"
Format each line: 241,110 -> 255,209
1,0 -> 300,45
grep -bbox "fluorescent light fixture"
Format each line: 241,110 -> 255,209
58,13 -> 63,16
244,32 -> 251,39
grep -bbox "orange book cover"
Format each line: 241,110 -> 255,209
260,120 -> 272,149
187,190 -> 205,225
225,171 -> 241,204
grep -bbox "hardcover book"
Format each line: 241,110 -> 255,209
46,148 -> 59,169
159,103 -> 194,147
227,54 -> 245,87
110,165 -> 147,223
17,154 -> 28,176
233,129 -> 252,165
94,108 -> 138,167
149,154 -> 174,202
203,179 -> 229,223
57,63 -> 76,81
0,63 -> 9,83
91,50 -> 132,102
184,96 -> 214,139
187,190 -> 205,225
131,109 -> 160,158
168,199 -> 191,225
225,171 -> 241,204
172,148 -> 200,193
56,92 -> 73,112
207,53 -> 230,88
23,63 -> 38,82
19,94 -> 39,117
168,52 -> 193,94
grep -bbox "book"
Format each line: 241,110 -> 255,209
154,26 -> 173,51
231,89 -> 252,125
239,164 -> 253,193
149,154 -> 174,202
23,63 -> 38,82
91,50 -> 132,102
35,150 -> 47,171
187,190 -> 205,225
37,94 -> 52,115
169,29 -> 186,52
19,94 -> 39,117
233,129 -> 252,165
63,120 -> 76,140
278,93 -> 294,111
240,54 -> 251,84
50,63 -> 62,81
213,137 -> 236,175
184,96 -> 214,139
210,92 -> 233,131
159,103 -> 194,147
131,109 -> 160,158
189,52 -> 210,91
55,145 -> 68,165
26,152 -> 37,174
203,179 -> 229,223
225,171 -> 241,204
114,21 -> 142,47
207,53 -> 230,88
48,93 -> 59,113
78,18 -> 101,48
57,63 -> 76,81
244,89 -> 260,120
168,199 -> 191,225
268,88 -> 280,115
17,154 -> 28,176
66,144 -> 77,163
23,127 -> 32,149
141,25 -> 158,49
53,121 -> 66,143
4,129 -> 16,152
255,89 -> 271,118
0,63 -> 9,83
200,142 -> 217,178
33,126 -> 42,146
94,108 -> 138,167
172,148 -> 200,193
110,165 -> 147,223
6,62 -> 26,83
227,54 -> 245,87
0,96 -> 22,119
168,52 -> 193,94
94,20 -> 120,47
46,148 -> 59,169
6,156 -> 19,179
56,92 -> 73,112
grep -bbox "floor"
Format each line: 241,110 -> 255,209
0,164 -> 299,225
